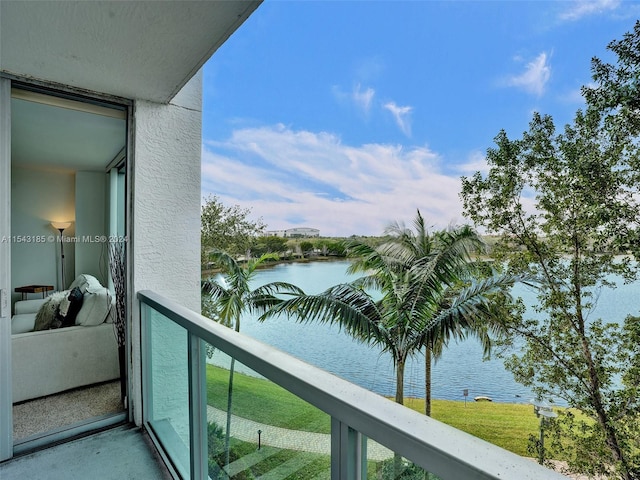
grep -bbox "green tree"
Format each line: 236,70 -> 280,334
262,217 -> 518,407
262,218 -> 519,479
312,239 -> 348,257
201,250 -> 303,469
461,107 -> 640,478
314,239 -> 329,256
583,20 -> 640,139
299,241 -> 314,257
384,212 -> 510,417
201,195 -> 266,261
251,236 -> 289,257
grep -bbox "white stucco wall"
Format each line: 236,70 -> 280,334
130,71 -> 202,426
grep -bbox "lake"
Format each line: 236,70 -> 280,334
208,260 -> 639,405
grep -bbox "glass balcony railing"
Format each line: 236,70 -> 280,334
204,349 -> 332,478
144,306 -> 192,477
139,290 -> 566,480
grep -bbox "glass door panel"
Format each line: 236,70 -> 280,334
7,84 -> 128,451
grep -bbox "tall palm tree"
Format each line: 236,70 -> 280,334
261,214 -> 521,407
384,211 -> 509,416
201,250 -> 303,468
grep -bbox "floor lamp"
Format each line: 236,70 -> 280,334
51,221 -> 71,290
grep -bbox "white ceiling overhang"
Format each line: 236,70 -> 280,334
0,0 -> 262,103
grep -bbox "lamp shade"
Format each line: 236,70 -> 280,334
51,221 -> 72,231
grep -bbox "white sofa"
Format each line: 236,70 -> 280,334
11,275 -> 120,403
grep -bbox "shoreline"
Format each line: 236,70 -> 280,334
398,396 -> 544,407
201,255 -> 349,277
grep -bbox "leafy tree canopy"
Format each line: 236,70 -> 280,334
461,23 -> 640,479
251,236 -> 289,257
584,20 -> 640,137
262,215 -> 521,409
201,195 -> 266,258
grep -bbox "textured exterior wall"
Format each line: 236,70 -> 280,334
130,71 -> 202,426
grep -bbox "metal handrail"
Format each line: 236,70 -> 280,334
138,290 -> 567,479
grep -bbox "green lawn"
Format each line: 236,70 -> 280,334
206,364 -> 546,458
404,397 -> 540,457
206,364 -> 331,433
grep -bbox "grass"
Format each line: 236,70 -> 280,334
206,364 -> 550,458
403,397 -> 540,457
206,364 -> 331,433
209,437 -> 331,479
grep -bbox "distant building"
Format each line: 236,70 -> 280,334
266,227 -> 320,238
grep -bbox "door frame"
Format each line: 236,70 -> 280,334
0,77 -> 13,461
0,77 -> 133,458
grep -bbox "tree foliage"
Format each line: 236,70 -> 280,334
384,212 -> 517,416
312,239 -> 347,257
201,249 -> 303,469
460,25 -> 640,476
583,20 -> 640,137
251,236 -> 289,257
299,241 -> 314,256
262,214 -> 520,407
201,250 -> 303,331
201,195 -> 266,259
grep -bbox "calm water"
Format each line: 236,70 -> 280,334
211,260 -> 639,404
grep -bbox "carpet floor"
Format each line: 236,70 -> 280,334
13,380 -> 123,441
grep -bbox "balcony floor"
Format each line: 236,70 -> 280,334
0,424 -> 172,480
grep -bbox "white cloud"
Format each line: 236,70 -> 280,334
353,84 -> 375,115
456,151 -> 490,176
202,125 -> 464,236
505,52 -> 551,97
332,84 -> 375,117
383,102 -> 413,136
559,0 -> 620,21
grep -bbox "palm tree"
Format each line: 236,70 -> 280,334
384,211 -> 511,416
201,250 -> 303,468
261,214 -> 521,407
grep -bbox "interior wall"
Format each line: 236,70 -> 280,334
75,171 -> 107,285
10,166 -> 75,306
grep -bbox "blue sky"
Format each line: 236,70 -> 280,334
201,0 -> 639,237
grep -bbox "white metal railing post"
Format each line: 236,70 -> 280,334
140,302 -> 153,424
331,418 -> 366,479
348,426 -> 365,479
331,417 -> 340,478
188,333 -> 207,479
359,433 -> 367,477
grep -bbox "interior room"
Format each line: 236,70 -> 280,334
9,85 -> 128,444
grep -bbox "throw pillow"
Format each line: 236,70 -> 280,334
58,286 -> 84,328
69,274 -> 103,294
33,291 -> 68,330
75,287 -> 112,326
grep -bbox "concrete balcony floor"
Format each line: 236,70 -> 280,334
0,425 -> 172,480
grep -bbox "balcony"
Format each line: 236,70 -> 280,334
137,290 -> 566,479
1,290 -> 567,479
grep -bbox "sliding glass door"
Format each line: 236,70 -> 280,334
0,80 -> 129,456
